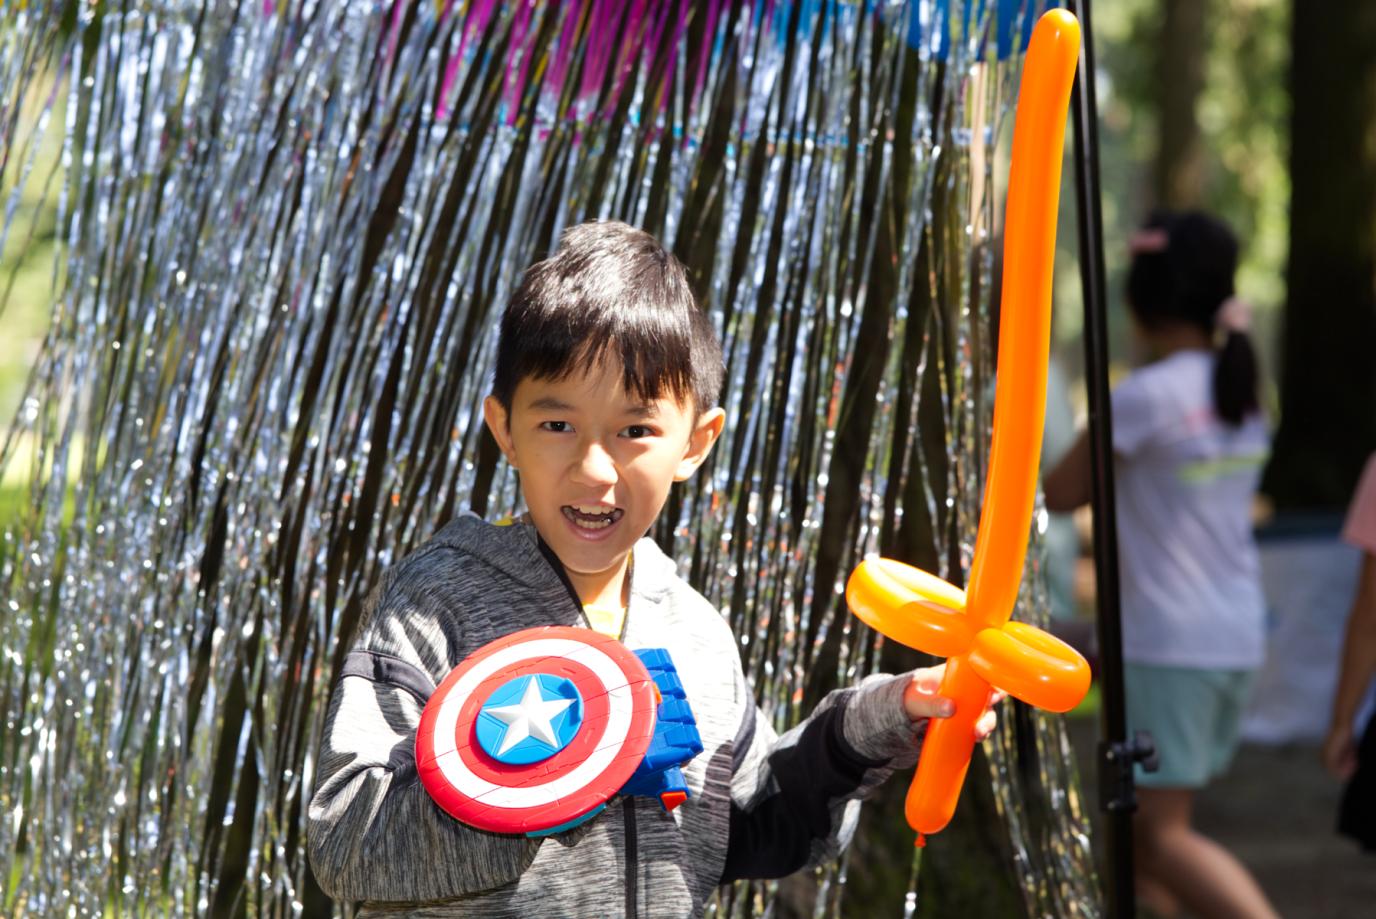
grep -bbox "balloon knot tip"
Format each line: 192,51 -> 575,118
914,833 -> 927,849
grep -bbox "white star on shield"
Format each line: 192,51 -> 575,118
484,676 -> 576,755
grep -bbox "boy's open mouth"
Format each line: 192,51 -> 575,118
561,505 -> 625,531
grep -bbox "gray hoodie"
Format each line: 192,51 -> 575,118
307,514 -> 923,917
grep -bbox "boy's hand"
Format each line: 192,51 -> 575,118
902,665 -> 1005,741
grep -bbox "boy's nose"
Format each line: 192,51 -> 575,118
571,442 -> 618,487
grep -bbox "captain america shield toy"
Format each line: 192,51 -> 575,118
416,626 -> 658,835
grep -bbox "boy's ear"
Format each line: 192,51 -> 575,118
482,395 -> 519,468
674,407 -> 726,482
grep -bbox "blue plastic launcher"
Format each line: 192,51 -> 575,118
621,648 -> 703,812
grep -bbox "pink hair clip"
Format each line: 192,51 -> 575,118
1127,228 -> 1169,255
1215,296 -> 1252,334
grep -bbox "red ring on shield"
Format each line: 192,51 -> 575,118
416,625 -> 658,834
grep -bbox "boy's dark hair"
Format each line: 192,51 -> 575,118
492,220 -> 724,416
1126,210 -> 1259,426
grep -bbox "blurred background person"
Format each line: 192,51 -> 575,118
1045,211 -> 1277,919
1323,451 -> 1376,852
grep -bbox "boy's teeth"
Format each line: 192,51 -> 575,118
562,506 -> 623,530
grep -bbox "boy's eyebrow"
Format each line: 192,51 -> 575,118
527,396 -> 576,412
525,396 -> 659,417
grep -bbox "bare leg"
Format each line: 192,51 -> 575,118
1134,787 -> 1280,919
1133,797 -> 1181,917
1134,870 -> 1180,918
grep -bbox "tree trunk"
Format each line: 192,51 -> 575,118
1153,0 -> 1208,208
1262,1 -> 1376,510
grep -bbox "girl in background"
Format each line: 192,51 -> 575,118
1045,212 -> 1278,919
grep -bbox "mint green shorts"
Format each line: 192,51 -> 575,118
1124,663 -> 1256,789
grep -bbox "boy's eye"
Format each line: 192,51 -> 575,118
540,421 -> 571,433
622,425 -> 654,439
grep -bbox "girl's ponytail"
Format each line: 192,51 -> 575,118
1213,331 -> 1260,426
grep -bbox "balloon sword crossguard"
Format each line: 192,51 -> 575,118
843,9 -> 1089,844
846,558 -> 1090,841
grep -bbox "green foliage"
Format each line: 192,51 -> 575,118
0,69 -> 65,429
1051,0 -> 1290,392
1200,0 -> 1290,311
0,484 -> 22,532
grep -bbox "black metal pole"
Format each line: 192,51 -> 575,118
1065,2 -> 1137,917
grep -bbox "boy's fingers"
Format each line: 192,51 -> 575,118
909,664 -> 946,695
902,668 -> 954,721
903,667 -> 1015,724
905,693 -> 956,721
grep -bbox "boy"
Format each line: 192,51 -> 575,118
308,221 -> 996,917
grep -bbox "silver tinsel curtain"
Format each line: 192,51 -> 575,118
0,0 -> 1096,915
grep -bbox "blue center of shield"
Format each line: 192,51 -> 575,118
475,674 -> 584,765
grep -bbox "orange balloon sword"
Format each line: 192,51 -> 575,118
845,8 -> 1089,845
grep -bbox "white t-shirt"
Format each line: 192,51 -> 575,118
1112,349 -> 1269,669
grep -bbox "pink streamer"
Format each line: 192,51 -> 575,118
384,0 -> 406,66
580,0 -> 614,100
430,0 -> 730,126
550,0 -> 584,101
691,0 -> 725,115
505,0 -> 538,124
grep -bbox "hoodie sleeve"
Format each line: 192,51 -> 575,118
306,572 -> 542,903
719,669 -> 924,883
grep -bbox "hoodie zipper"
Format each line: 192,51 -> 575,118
534,531 -> 639,916
624,797 -> 639,918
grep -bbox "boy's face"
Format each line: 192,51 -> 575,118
483,358 -> 724,592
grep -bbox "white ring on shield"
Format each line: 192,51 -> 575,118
431,637 -> 637,809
